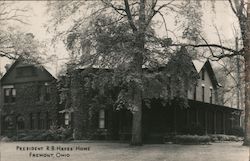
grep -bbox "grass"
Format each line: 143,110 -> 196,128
0,141 -> 248,161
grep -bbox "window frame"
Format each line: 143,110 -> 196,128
99,109 -> 105,129
201,68 -> 205,80
202,86 -> 205,102
210,87 -> 213,104
3,86 -> 16,104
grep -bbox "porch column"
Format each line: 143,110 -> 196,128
196,108 -> 199,124
174,107 -> 177,134
186,109 -> 190,127
205,110 -> 208,135
223,112 -> 226,134
213,111 -> 217,134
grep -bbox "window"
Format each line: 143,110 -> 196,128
16,116 -> 25,130
46,111 -> 52,129
202,86 -> 205,102
37,112 -> 44,129
65,113 -> 70,126
210,88 -> 213,104
36,85 -> 43,102
4,116 -> 13,130
30,113 -> 35,130
99,109 -> 105,129
193,85 -> 197,100
45,84 -> 51,101
201,68 -> 205,80
16,66 -> 36,77
4,87 -> 16,103
36,83 -> 51,102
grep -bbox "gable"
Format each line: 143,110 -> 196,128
1,60 -> 56,85
192,60 -> 205,73
200,61 -> 219,88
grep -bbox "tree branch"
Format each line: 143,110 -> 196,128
101,0 -> 127,16
146,0 -> 175,28
228,0 -> 237,15
170,43 -> 243,60
124,0 -> 137,32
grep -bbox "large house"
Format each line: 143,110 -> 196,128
0,58 -> 58,137
59,49 -> 242,141
0,50 -> 242,142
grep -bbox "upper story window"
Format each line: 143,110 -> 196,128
36,85 -> 43,102
193,85 -> 197,100
45,84 -> 51,101
16,66 -> 36,77
3,85 -> 16,103
202,85 -> 205,102
36,83 -> 51,102
201,68 -> 205,80
210,87 -> 213,104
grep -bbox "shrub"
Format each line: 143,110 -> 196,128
174,135 -> 210,145
48,126 -> 73,141
1,136 -> 12,142
210,134 -> 242,142
20,135 -> 35,141
229,126 -> 244,137
183,123 -> 205,135
15,127 -> 72,141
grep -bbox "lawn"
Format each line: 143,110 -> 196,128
0,141 -> 249,161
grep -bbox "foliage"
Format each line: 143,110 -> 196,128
174,135 -> 210,145
209,134 -> 243,142
14,127 -> 73,141
60,46 -> 198,113
229,126 -> 244,137
0,28 -> 46,63
183,123 -> 205,135
179,1 -> 203,43
49,0 -> 203,144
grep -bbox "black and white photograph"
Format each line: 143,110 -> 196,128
0,0 -> 249,161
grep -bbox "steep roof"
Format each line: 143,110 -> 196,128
193,59 -> 220,88
0,58 -> 56,85
192,60 -> 206,73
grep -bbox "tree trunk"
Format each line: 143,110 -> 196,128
130,0 -> 145,146
243,0 -> 250,145
131,84 -> 143,145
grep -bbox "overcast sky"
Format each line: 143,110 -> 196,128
0,1 -> 240,77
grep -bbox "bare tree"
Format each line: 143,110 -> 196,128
0,1 -> 44,63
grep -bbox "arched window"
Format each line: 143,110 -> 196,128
16,116 -> 25,130
4,116 -> 13,130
